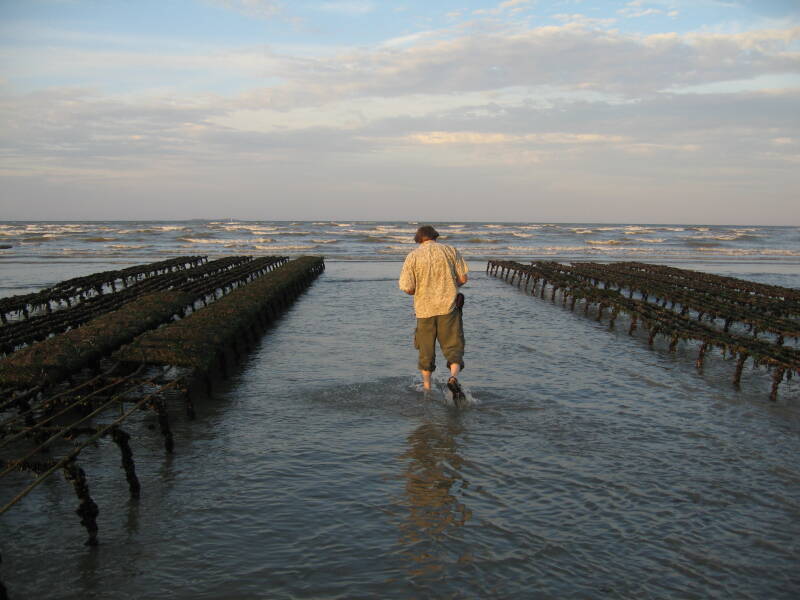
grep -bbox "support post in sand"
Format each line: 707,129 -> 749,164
770,368 -> 785,402
110,426 -> 140,498
149,397 -> 174,454
609,307 -> 619,329
669,334 -> 680,353
62,459 -> 99,546
695,342 -> 710,369
628,315 -> 638,336
733,353 -> 748,388
0,552 -> 7,600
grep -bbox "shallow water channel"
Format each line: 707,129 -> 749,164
2,261 -> 800,599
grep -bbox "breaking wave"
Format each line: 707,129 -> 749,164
0,221 -> 796,264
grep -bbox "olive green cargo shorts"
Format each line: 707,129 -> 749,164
413,308 -> 465,372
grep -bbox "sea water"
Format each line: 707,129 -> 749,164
1,223 -> 799,599
1,220 -> 799,268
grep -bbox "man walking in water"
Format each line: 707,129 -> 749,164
399,225 -> 469,397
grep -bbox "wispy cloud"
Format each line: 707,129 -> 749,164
474,0 -> 534,17
261,24 -> 800,102
2,2 -> 799,222
551,13 -> 618,28
207,0 -> 283,19
317,1 -> 376,16
619,7 -> 664,18
408,131 -> 629,146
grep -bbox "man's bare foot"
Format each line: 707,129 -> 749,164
421,370 -> 432,391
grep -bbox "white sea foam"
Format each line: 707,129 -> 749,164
444,229 -> 495,237
694,247 -> 800,256
340,228 -> 380,235
586,239 -> 628,245
179,238 -> 232,244
684,233 -> 749,241
376,226 -> 417,234
0,221 -> 796,267
215,223 -> 280,233
178,237 -> 275,245
254,244 -> 317,251
477,229 -> 522,235
459,246 -> 505,254
342,228 -> 415,238
377,245 -> 414,254
539,246 -> 594,252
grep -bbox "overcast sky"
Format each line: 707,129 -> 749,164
1,0 -> 798,224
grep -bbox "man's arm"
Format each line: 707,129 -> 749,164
399,255 -> 416,295
454,249 -> 468,287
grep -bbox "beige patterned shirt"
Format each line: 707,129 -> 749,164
399,241 -> 468,318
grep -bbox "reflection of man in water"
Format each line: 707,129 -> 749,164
399,225 -> 468,392
397,418 -> 472,576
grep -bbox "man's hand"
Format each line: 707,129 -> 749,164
457,274 -> 468,287
404,288 -> 415,295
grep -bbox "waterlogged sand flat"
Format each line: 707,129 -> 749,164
1,261 -> 799,599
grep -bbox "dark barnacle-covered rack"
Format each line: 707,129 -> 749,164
487,259 -> 799,402
0,255 -> 276,356
0,256 -> 207,325
0,255 -> 325,595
